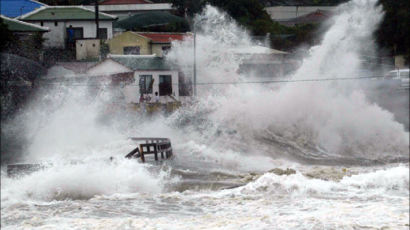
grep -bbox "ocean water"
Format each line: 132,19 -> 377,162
1,0 -> 409,229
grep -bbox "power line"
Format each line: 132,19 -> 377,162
2,74 -> 390,87
194,75 -> 386,85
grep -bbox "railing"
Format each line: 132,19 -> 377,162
126,137 -> 173,163
7,163 -> 44,177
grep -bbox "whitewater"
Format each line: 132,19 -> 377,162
1,0 -> 409,229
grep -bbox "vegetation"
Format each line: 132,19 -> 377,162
259,0 -> 348,6
376,0 -> 410,62
168,0 -> 320,50
0,18 -> 46,62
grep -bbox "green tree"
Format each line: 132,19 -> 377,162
170,0 -> 206,18
171,0 -> 288,36
0,18 -> 15,51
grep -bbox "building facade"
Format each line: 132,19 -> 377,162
86,55 -> 182,103
107,31 -> 188,57
19,6 -> 117,48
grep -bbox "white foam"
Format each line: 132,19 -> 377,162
1,159 -> 168,204
236,165 -> 409,197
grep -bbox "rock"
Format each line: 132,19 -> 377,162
268,168 -> 296,176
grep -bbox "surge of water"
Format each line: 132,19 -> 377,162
168,1 -> 409,163
1,0 -> 408,221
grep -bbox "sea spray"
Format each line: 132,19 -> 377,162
167,1 -> 409,163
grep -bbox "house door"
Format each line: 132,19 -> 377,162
66,27 -> 83,48
98,28 -> 107,40
159,75 -> 172,96
67,27 -> 83,39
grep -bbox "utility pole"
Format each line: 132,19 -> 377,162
193,31 -> 197,96
95,0 -> 99,39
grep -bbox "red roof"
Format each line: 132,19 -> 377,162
294,10 -> 331,24
137,32 -> 187,43
99,0 -> 153,5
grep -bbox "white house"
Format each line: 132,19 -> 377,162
19,6 -> 117,48
86,55 -> 184,104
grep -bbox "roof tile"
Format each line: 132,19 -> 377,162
1,15 -> 48,32
20,6 -> 117,21
137,32 -> 186,43
110,56 -> 176,71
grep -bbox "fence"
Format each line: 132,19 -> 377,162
126,137 -> 173,163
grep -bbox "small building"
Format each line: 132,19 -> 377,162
231,45 -> 294,78
107,31 -> 188,57
84,0 -> 173,19
0,0 -> 46,18
19,6 -> 117,49
86,55 -> 186,103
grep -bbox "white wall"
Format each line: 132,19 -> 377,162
67,21 -> 113,39
152,44 -> 171,57
76,39 -> 100,60
32,20 -> 113,48
34,21 -> 66,48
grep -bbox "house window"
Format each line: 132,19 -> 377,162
54,21 -> 58,26
98,28 -> 108,39
123,46 -> 140,55
139,75 -> 153,94
159,75 -> 172,96
162,46 -> 171,55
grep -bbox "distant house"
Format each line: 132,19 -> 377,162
107,31 -> 188,57
0,0 -> 46,18
86,55 -> 187,103
19,6 -> 117,49
84,0 -> 173,19
230,45 -> 299,78
276,9 -> 332,26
